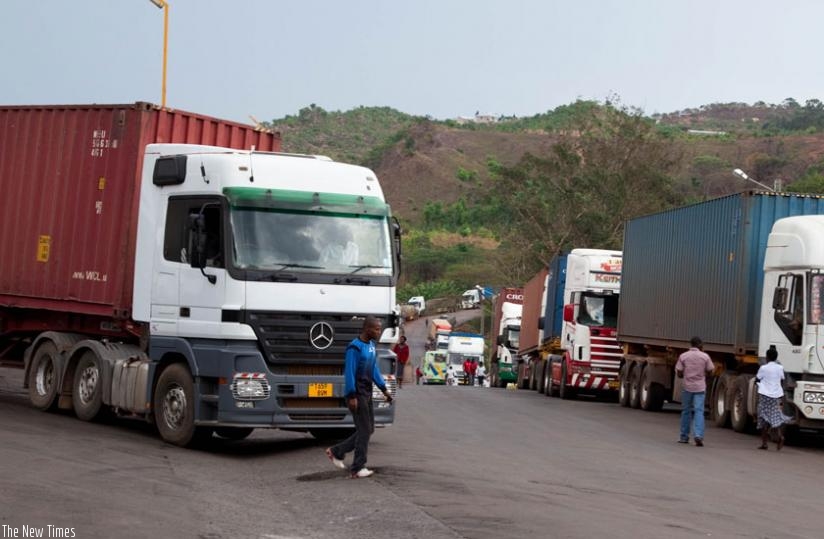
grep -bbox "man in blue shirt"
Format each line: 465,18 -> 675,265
325,316 -> 393,478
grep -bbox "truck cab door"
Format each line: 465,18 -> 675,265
768,273 -> 806,366
167,196 -> 227,338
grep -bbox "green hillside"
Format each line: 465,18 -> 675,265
263,99 -> 824,298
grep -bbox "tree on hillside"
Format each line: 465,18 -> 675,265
487,104 -> 684,281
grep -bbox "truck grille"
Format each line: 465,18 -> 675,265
242,311 -> 390,365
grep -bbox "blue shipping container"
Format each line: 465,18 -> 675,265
618,191 -> 824,354
542,253 -> 568,342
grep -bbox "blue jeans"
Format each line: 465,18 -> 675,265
680,390 -> 705,441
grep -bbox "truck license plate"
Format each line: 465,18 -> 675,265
608,380 -> 620,389
309,383 -> 333,397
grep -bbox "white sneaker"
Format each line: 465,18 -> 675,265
325,448 -> 345,469
350,467 -> 374,479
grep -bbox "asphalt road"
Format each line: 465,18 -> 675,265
2,312 -> 824,539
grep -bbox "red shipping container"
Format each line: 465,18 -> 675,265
0,102 -> 281,324
518,268 -> 548,355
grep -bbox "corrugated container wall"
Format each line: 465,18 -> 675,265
618,191 -> 824,355
0,103 -> 281,319
518,268 -> 548,355
542,254 -> 568,343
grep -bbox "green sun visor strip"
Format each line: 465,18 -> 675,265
223,187 -> 390,217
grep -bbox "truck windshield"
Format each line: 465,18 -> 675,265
578,293 -> 619,327
811,274 -> 824,324
229,208 -> 392,276
506,328 -> 520,349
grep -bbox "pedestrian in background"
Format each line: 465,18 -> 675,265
675,336 -> 714,447
325,316 -> 393,478
415,364 -> 423,385
392,335 -> 410,388
757,347 -> 794,450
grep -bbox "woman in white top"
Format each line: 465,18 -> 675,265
756,348 -> 794,450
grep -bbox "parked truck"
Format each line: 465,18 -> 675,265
515,269 -> 548,389
489,288 -> 523,387
446,332 -> 484,385
516,250 -> 623,398
617,191 -> 824,436
0,103 -> 401,447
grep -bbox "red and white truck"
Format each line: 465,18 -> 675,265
517,250 -> 623,399
0,103 -> 401,446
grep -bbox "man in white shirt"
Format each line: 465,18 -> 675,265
756,347 -> 794,450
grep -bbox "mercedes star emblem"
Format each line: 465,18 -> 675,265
309,322 -> 334,350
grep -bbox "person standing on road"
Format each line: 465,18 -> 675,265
675,336 -> 714,447
468,359 -> 477,386
392,335 -> 410,388
325,316 -> 393,478
756,347 -> 794,450
476,361 -> 486,387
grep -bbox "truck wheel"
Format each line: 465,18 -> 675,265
549,361 -> 561,397
712,373 -> 732,428
28,341 -> 60,411
154,363 -> 212,447
629,363 -> 643,409
536,361 -> 546,394
214,427 -> 255,441
559,361 -> 576,400
73,351 -> 105,421
618,363 -> 631,407
542,362 -> 552,396
639,366 -> 664,412
529,363 -> 537,391
518,364 -> 530,390
730,376 -> 751,433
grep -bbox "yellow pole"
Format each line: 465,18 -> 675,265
161,2 -> 169,109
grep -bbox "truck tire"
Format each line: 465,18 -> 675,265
639,365 -> 664,412
214,427 -> 255,441
72,351 -> 105,421
549,360 -> 560,397
711,373 -> 732,428
730,375 -> 752,433
559,361 -> 576,400
28,341 -> 60,411
529,363 -> 538,391
519,364 -> 530,390
154,363 -> 212,447
629,363 -> 643,409
618,363 -> 631,407
542,361 -> 550,396
536,360 -> 546,394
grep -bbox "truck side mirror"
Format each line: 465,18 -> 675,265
772,287 -> 788,310
563,304 -> 574,323
392,216 -> 402,277
189,213 -> 216,284
189,214 -> 208,269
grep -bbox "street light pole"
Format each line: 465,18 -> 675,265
732,168 -> 777,192
149,0 -> 169,109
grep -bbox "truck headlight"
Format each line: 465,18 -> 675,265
231,374 -> 271,401
802,391 -> 824,404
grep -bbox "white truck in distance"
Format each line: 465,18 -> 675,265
447,332 -> 485,385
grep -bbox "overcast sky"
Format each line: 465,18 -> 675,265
1,0 -> 821,124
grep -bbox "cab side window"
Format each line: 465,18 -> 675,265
774,274 -> 803,346
163,197 -> 224,268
